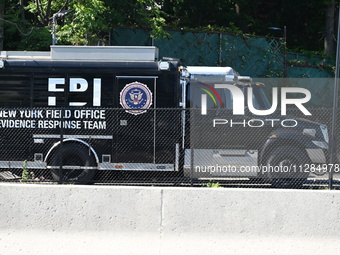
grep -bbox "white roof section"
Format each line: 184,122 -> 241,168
0,46 -> 159,62
187,66 -> 240,82
51,46 -> 159,61
0,51 -> 50,60
187,66 -> 236,76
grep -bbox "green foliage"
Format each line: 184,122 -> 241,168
57,0 -> 108,45
3,0 -> 50,49
23,29 -> 51,50
2,0 -> 339,54
205,180 -> 222,188
21,160 -> 31,181
25,0 -> 109,45
184,23 -> 244,36
105,0 -> 173,39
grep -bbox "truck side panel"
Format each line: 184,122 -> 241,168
0,61 -> 183,172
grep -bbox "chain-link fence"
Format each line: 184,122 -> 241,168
111,28 -> 334,78
0,105 -> 338,189
111,28 -> 284,77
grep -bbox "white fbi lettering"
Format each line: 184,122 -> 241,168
48,78 -> 102,106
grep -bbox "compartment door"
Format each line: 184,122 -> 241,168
115,76 -> 157,163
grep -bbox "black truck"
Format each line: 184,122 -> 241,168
0,46 -> 328,183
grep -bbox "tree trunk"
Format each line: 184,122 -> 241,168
0,0 -> 4,51
324,0 -> 335,56
20,0 -> 25,21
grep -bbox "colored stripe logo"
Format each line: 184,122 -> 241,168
198,82 -> 224,107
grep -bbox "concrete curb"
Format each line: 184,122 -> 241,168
0,184 -> 340,254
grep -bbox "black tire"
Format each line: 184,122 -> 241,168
50,143 -> 97,183
265,146 -> 310,188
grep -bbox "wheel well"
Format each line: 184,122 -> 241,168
45,139 -> 99,165
261,139 -> 308,165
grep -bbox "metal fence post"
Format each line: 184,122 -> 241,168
329,7 -> 340,190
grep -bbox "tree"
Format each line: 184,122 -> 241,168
26,0 -> 108,45
3,0 -> 174,49
105,0 -> 174,38
324,0 -> 336,56
2,0 -> 340,54
0,0 -> 4,51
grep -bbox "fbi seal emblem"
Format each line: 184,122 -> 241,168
120,82 -> 153,115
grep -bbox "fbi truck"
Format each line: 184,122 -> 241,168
0,46 -> 328,183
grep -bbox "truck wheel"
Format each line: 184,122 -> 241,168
50,144 -> 97,183
265,146 -> 309,187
